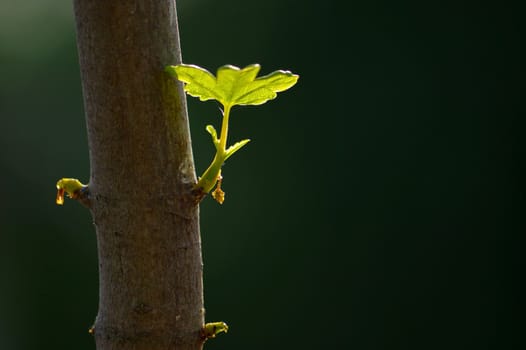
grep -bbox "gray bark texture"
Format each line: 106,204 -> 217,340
73,1 -> 205,349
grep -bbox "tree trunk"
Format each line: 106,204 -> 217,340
73,1 -> 204,349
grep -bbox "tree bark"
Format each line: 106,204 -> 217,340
73,1 -> 204,349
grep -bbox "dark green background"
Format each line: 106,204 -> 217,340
0,0 -> 520,349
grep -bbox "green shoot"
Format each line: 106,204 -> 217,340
56,178 -> 88,205
165,63 -> 299,203
201,321 -> 229,340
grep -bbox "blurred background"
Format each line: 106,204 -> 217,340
0,0 -> 521,349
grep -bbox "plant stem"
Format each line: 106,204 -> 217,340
219,104 -> 232,152
196,153 -> 224,193
73,1 -> 204,349
195,104 -> 231,194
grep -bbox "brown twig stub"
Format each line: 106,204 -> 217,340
71,186 -> 92,209
191,186 -> 208,204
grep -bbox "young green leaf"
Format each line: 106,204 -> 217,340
166,64 -> 299,108
206,125 -> 220,149
165,65 -> 222,102
224,139 -> 250,161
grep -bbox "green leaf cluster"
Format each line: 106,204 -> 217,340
165,63 -> 299,203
